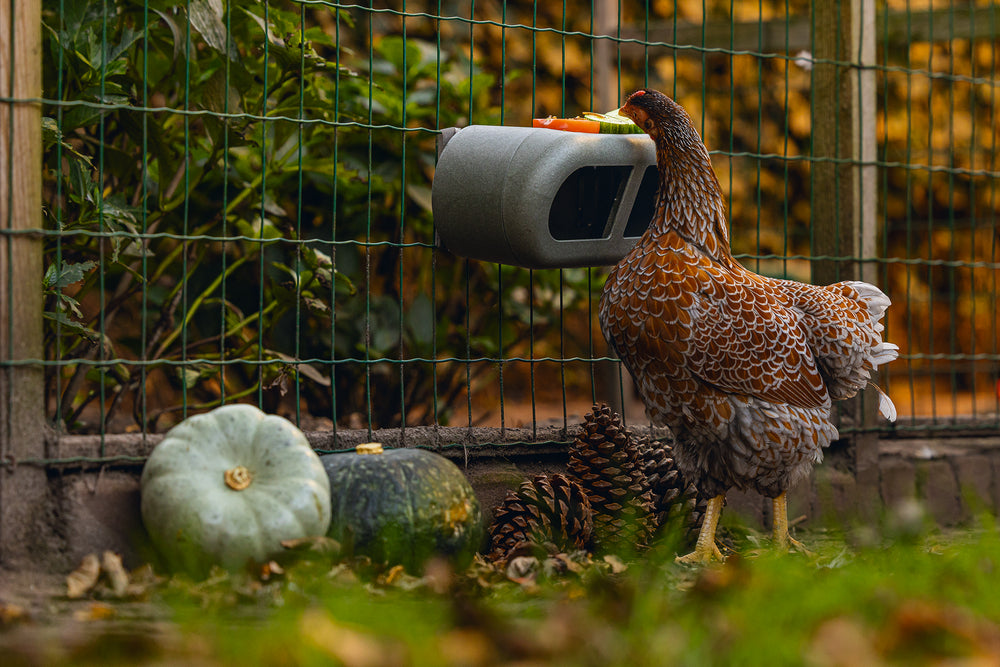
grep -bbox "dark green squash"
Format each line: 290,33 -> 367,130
321,444 -> 483,572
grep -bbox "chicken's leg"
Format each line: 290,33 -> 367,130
771,491 -> 811,554
675,494 -> 726,564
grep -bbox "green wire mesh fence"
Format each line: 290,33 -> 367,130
5,0 -> 1000,470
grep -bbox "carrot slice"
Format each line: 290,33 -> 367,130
532,115 -> 643,134
532,117 -> 601,133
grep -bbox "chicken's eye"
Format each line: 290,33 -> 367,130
644,120 -> 654,131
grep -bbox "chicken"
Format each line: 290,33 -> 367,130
599,89 -> 898,563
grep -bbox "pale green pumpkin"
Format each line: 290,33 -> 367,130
140,404 -> 331,575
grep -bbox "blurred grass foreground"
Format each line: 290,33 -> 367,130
6,520 -> 1000,664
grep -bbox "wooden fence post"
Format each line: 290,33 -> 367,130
1,0 -> 48,567
811,0 -> 881,515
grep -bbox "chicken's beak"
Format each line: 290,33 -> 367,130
611,106 -> 631,122
617,108 -> 639,128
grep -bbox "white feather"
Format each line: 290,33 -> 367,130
845,280 -> 892,308
873,384 -> 897,422
871,342 -> 900,366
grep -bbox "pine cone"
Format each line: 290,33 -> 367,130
486,473 -> 594,562
567,403 -> 656,552
633,434 -> 713,547
632,435 -> 684,526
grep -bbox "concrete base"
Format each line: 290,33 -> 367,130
4,432 -> 1000,571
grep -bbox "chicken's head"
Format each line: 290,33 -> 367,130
618,88 -> 702,151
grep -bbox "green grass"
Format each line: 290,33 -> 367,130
7,520 -> 1000,665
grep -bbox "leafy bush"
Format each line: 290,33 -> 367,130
44,0 -> 994,432
40,0 -> 558,431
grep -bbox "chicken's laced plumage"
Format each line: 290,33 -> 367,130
599,89 -> 898,562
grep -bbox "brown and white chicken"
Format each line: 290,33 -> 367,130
599,89 -> 898,562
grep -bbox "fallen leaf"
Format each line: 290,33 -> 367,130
506,556 -> 539,586
124,563 -> 162,597
0,602 -> 29,625
380,564 -> 406,586
381,569 -> 426,591
878,599 -> 1000,661
260,560 -> 285,581
66,553 -> 101,599
101,551 -> 129,597
327,563 -> 360,586
299,608 -> 408,667
689,554 -> 749,597
806,616 -> 882,667
438,628 -> 493,666
280,536 -> 343,561
554,553 -> 586,574
72,602 -> 115,622
422,557 -> 455,595
602,554 -> 628,574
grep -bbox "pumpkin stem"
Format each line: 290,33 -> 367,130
356,443 -> 384,455
224,465 -> 253,490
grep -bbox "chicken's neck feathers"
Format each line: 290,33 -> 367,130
649,130 -> 735,267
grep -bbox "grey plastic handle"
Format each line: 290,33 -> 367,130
432,125 -> 657,269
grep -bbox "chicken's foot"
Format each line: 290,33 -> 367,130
675,494 -> 726,564
771,491 -> 812,555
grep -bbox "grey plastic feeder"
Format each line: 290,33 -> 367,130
432,125 -> 657,269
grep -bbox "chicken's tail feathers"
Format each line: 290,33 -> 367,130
871,341 -> 900,367
871,383 -> 897,422
843,281 -> 892,319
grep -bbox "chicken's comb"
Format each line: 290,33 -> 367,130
626,90 -> 647,102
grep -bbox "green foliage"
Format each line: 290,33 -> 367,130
41,0 -> 570,431
45,0 -> 992,432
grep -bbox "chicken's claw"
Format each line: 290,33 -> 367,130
675,541 -> 725,564
771,491 -> 813,556
675,494 -> 726,565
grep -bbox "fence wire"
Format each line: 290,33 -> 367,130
3,0 -> 999,470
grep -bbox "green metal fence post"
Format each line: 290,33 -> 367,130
811,0 -> 880,516
0,0 -> 48,567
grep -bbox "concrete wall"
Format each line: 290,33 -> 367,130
8,431 -> 998,572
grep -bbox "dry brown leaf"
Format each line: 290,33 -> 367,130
123,563 -> 161,598
506,556 -> 539,586
260,560 -> 285,581
66,553 -> 101,599
299,608 -> 408,667
0,601 -> 29,625
421,557 -> 455,595
72,602 -> 115,622
101,551 -> 130,597
689,555 -> 749,598
327,563 -> 360,586
878,599 -> 1000,661
380,564 -> 406,586
437,629 -> 493,667
602,554 -> 628,574
553,553 -> 585,575
280,535 -> 343,560
806,616 -> 882,667
378,567 -> 425,591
